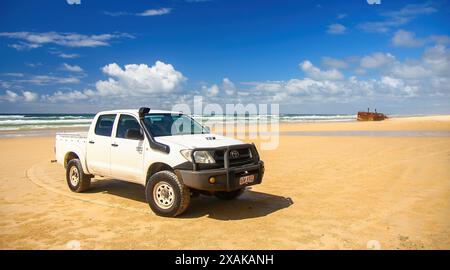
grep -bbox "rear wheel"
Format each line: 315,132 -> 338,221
214,188 -> 245,200
145,171 -> 190,217
66,159 -> 91,192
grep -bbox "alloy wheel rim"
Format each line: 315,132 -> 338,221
69,166 -> 79,187
153,181 -> 175,209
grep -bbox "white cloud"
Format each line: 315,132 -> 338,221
62,63 -> 83,73
321,57 -> 348,69
381,76 -> 403,88
353,67 -> 367,75
355,46 -> 449,81
25,62 -> 42,68
243,81 -> 283,92
42,90 -> 89,103
0,31 -> 132,49
429,35 -> 450,45
201,78 -> 236,97
22,91 -> 38,102
248,47 -> 450,102
138,8 -> 172,16
222,78 -> 235,95
12,45 -> 450,106
57,53 -> 80,59
373,45 -> 449,80
32,75 -> 80,85
1,90 -> 38,102
3,90 -> 19,102
358,3 -> 436,33
246,77 -> 370,102
94,61 -> 186,97
8,42 -> 41,51
1,73 -> 24,77
300,60 -> 344,80
285,78 -> 345,96
390,62 -> 429,79
102,11 -> 131,17
358,18 -> 407,33
383,3 -> 436,18
422,45 -> 450,76
360,52 -> 396,69
246,74 -> 421,103
205,84 -> 219,97
380,76 -> 418,97
327,24 -> 346,35
18,75 -> 81,85
392,30 -> 423,47
67,0 -> 81,5
104,8 -> 172,17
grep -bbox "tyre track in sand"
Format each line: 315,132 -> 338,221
26,161 -> 150,214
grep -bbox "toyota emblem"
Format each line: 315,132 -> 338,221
230,150 -> 240,159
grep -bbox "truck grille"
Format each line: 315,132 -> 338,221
193,144 -> 259,171
214,148 -> 253,167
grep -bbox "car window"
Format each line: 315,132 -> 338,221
94,114 -> 116,137
116,114 -> 141,139
144,114 -> 205,137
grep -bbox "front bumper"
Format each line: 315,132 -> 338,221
175,160 -> 264,192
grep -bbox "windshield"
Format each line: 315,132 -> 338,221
143,113 -> 207,137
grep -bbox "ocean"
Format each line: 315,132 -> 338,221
0,113 -> 358,131
0,114 -> 95,131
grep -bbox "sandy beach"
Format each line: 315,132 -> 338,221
0,116 -> 449,249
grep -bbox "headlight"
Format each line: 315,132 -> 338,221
180,150 -> 216,163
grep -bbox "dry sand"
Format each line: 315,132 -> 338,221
0,116 -> 449,249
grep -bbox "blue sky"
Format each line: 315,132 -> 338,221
0,0 -> 449,114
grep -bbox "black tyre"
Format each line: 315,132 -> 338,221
66,159 -> 91,192
214,188 -> 245,200
145,170 -> 190,217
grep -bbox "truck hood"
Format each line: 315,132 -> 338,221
154,134 -> 245,149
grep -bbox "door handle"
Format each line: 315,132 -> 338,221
89,140 -> 95,144
111,143 -> 119,147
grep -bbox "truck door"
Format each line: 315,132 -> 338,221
110,114 -> 145,184
86,114 -> 117,176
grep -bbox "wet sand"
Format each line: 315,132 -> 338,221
0,116 -> 449,249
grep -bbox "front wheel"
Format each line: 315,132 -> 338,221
145,171 -> 190,217
214,188 -> 245,200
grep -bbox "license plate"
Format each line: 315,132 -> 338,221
239,174 -> 255,185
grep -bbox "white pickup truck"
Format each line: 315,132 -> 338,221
55,108 -> 264,217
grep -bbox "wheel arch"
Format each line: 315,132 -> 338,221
64,151 -> 79,168
64,150 -> 89,174
146,162 -> 174,182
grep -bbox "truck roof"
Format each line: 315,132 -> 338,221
98,109 -> 183,116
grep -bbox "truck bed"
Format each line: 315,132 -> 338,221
56,132 -> 88,139
55,132 -> 88,168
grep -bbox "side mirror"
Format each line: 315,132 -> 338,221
125,128 -> 144,140
204,126 -> 211,133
